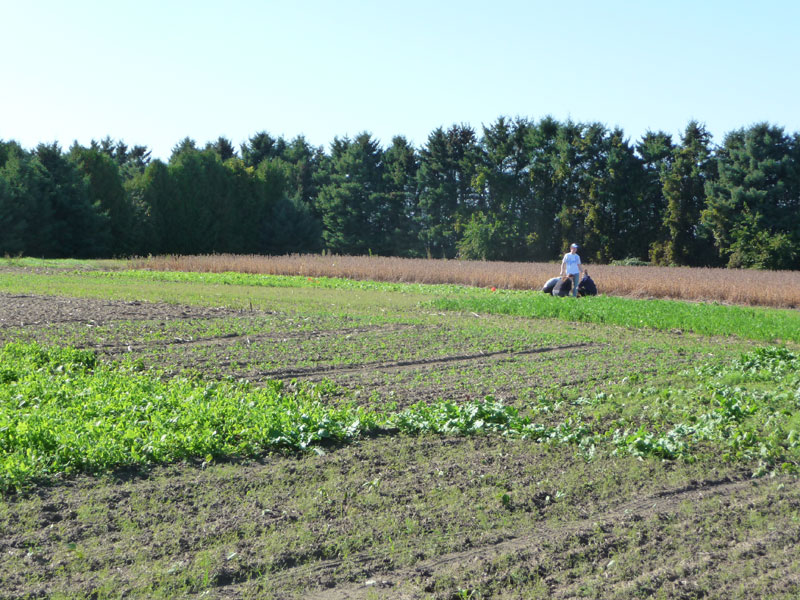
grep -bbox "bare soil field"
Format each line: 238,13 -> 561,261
1,290 -> 799,599
0,293 -> 242,327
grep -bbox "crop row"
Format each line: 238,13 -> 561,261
0,298 -> 713,417
0,342 -> 377,492
2,342 -> 798,492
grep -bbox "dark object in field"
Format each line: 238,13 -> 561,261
542,276 -> 560,294
552,277 -> 572,297
578,272 -> 597,296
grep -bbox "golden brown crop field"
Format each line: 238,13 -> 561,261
131,254 -> 800,309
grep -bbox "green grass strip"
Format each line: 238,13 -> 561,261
429,292 -> 800,343
74,269 -> 800,343
3,267 -> 797,342
79,268 -> 476,295
0,257 -> 126,270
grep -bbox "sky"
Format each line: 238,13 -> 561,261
2,0 -> 799,161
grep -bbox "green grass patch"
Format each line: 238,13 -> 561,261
71,269 -> 800,343
0,269 -> 433,315
0,257 -> 126,270
80,267 -> 476,295
429,291 -> 800,343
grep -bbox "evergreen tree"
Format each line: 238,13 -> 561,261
121,145 -> 152,180
551,123 -> 647,262
417,124 -> 482,258
168,148 -> 237,253
69,145 -> 137,256
0,163 -> 24,255
595,128 -> 649,261
0,142 -> 51,256
382,136 -> 421,256
524,116 -> 564,260
656,122 -> 716,265
551,120 -> 589,255
241,132 -> 286,168
4,118 -> 798,268
205,136 -> 237,161
169,137 -> 198,162
93,137 -> 151,181
316,133 -> 399,255
272,135 -> 323,210
636,131 -> 674,263
34,143 -> 108,257
218,158 -> 268,254
702,123 -> 799,269
126,159 -> 175,254
263,195 -> 322,254
475,117 -> 533,260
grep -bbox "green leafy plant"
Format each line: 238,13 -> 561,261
0,342 -> 378,491
3,340 -> 799,492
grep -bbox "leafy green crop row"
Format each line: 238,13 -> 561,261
609,346 -> 800,473
2,342 -> 798,491
389,344 -> 800,475
0,342 -> 377,492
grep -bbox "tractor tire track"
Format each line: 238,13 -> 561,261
91,322 -> 421,353
258,342 -> 602,380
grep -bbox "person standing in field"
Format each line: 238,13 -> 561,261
560,243 -> 585,298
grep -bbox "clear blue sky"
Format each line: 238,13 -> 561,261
2,0 -> 798,160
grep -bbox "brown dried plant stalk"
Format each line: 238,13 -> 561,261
130,254 -> 800,309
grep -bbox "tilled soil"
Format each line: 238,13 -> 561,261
2,292 -> 799,599
0,292 -> 243,327
305,476 -> 800,600
3,436 -> 798,600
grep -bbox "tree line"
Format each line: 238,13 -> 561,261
1,117 -> 798,269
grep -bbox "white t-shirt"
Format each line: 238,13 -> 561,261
562,252 -> 582,275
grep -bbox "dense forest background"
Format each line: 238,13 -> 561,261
1,117 -> 798,269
